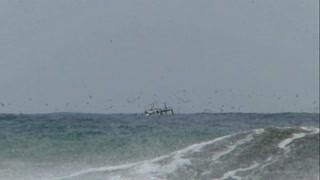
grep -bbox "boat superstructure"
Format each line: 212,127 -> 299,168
144,103 -> 174,116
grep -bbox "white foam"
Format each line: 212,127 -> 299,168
132,156 -> 192,178
53,133 -> 235,180
53,163 -> 139,180
278,127 -> 319,154
172,134 -> 235,155
300,127 -> 320,133
129,133 -> 236,178
53,129 -> 266,180
141,129 -> 264,178
212,129 -> 264,162
278,133 -> 306,149
253,128 -> 265,134
220,162 -> 260,180
252,156 -> 277,174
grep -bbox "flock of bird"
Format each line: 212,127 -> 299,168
0,89 -> 319,113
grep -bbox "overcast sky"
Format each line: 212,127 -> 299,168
0,0 -> 319,114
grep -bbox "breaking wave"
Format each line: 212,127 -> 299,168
55,127 -> 319,180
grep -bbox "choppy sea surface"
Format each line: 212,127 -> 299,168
0,113 -> 319,180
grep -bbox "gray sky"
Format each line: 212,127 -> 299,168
0,0 -> 319,114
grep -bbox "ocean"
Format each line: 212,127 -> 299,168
0,113 -> 319,180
